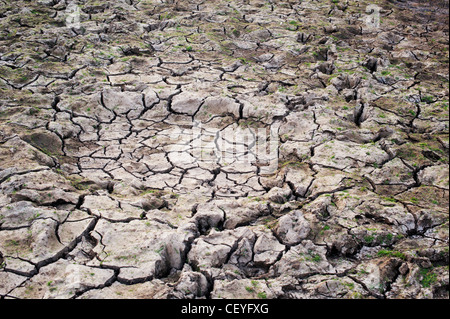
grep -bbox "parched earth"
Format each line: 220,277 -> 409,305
0,0 -> 448,299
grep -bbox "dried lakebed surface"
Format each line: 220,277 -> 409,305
0,0 -> 448,299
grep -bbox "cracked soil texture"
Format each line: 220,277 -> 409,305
0,0 -> 448,299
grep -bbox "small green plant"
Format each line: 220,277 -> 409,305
7,240 -> 19,246
257,292 -> 267,299
377,249 -> 406,260
155,245 -> 165,255
419,268 -> 437,288
421,95 -> 434,103
185,45 -> 193,52
245,286 -> 254,293
238,57 -> 251,64
364,235 -> 375,244
345,282 -> 355,290
377,233 -> 393,244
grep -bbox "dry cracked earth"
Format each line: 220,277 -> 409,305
0,0 -> 449,299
